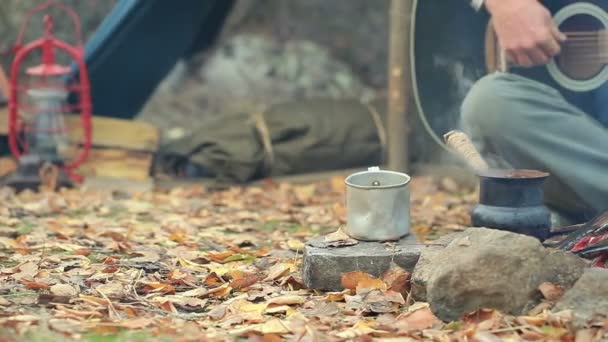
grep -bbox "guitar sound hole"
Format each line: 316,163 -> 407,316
557,14 -> 606,81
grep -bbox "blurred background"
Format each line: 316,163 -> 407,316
0,0 -> 491,183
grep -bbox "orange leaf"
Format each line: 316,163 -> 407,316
463,308 -> 501,326
140,282 -> 176,294
230,274 -> 262,290
341,271 -> 384,290
397,304 -> 441,331
100,232 -> 126,241
382,263 -> 411,297
327,291 -> 349,302
356,278 -> 388,294
208,285 -> 232,299
207,251 -> 234,262
102,266 -> 119,273
169,232 -> 187,244
203,272 -> 225,286
73,249 -> 91,256
255,246 -> 271,257
24,281 -> 50,290
228,270 -> 246,280
330,176 -> 346,193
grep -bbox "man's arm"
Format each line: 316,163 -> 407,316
481,0 -> 566,67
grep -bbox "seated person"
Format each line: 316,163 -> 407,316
462,0 -> 608,223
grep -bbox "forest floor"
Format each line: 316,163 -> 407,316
0,175 -> 604,341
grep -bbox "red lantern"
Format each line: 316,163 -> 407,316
4,0 -> 92,190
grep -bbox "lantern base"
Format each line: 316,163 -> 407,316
1,155 -> 72,191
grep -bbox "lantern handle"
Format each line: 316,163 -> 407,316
14,0 -> 83,50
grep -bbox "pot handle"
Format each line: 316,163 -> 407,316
444,130 -> 489,173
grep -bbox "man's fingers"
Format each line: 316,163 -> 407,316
540,37 -> 561,58
551,25 -> 567,43
511,52 -> 534,67
527,48 -> 550,66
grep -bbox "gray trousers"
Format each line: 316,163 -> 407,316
461,72 -> 608,222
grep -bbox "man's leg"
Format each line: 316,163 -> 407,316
461,72 -> 608,222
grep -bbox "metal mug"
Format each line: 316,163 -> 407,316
344,166 -> 411,241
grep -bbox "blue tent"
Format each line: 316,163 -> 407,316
69,0 -> 234,119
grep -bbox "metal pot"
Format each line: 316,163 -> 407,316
344,166 -> 411,241
471,169 -> 552,241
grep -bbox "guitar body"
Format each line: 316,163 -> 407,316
485,0 -> 608,121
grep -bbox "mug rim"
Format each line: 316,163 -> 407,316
345,170 -> 411,190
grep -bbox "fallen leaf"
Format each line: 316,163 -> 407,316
324,228 -> 358,247
23,281 -> 51,291
538,282 -> 564,302
302,302 -> 340,317
150,296 -> 206,310
95,282 -> 124,298
207,251 -> 234,262
515,315 -> 547,327
203,272 -> 225,286
50,284 -> 79,297
182,284 -> 230,298
287,239 -> 305,251
207,305 -> 227,320
356,277 -> 388,294
327,290 -> 349,302
341,271 -> 385,291
335,320 -> 384,339
259,318 -> 291,335
293,185 -> 316,203
47,318 -> 82,334
265,305 -> 291,314
129,250 -> 161,263
330,176 -> 346,193
229,300 -> 268,323
74,249 -> 91,256
0,237 -> 20,249
265,263 -> 292,281
382,264 -> 410,298
396,303 -> 441,331
230,274 -> 262,290
11,262 -> 39,280
139,282 -> 176,294
118,318 -> 156,329
267,295 -> 306,305
472,332 -> 502,342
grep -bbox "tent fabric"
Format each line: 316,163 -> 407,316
156,99 -> 387,183
69,0 -> 234,119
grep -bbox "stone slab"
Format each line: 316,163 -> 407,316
302,233 -> 423,291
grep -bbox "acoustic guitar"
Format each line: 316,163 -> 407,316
485,1 -> 608,92
410,0 -> 608,156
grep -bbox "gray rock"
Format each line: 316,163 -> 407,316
418,228 -> 586,322
302,234 -> 422,291
411,233 -> 459,302
554,268 -> 608,327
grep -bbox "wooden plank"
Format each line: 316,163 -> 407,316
83,177 -> 154,193
1,148 -> 153,182
77,149 -> 153,181
0,108 -> 159,152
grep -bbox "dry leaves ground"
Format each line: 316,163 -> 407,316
0,176 -> 605,341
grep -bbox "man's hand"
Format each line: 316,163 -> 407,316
486,0 -> 567,67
